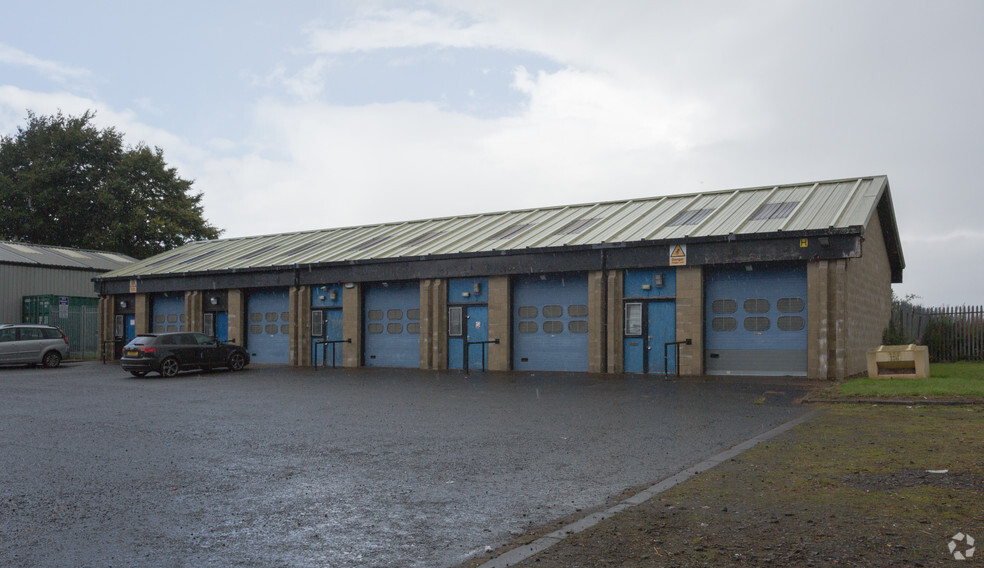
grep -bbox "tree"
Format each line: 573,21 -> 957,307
0,110 -> 221,258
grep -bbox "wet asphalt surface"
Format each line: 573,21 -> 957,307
0,362 -> 813,568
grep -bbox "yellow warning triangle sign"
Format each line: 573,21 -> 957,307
669,244 -> 687,266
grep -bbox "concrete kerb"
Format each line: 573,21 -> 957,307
474,409 -> 824,568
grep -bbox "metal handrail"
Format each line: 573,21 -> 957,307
663,338 -> 692,377
314,338 -> 351,369
464,338 -> 500,373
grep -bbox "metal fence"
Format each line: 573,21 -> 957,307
890,304 -> 984,362
25,303 -> 100,360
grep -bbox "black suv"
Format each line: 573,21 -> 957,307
121,332 -> 249,377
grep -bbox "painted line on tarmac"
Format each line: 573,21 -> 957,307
474,409 -> 824,568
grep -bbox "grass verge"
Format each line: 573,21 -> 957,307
836,361 -> 984,398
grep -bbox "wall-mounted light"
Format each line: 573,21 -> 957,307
381,282 -> 389,288
320,285 -> 329,291
653,274 -> 664,288
209,297 -> 218,305
641,284 -> 652,291
745,264 -> 754,272
119,300 -> 127,309
462,292 -> 471,298
328,290 -> 338,301
539,274 -> 548,281
318,295 -> 326,301
473,282 -> 482,295
344,282 -> 355,289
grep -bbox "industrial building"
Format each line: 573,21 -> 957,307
1,241 -> 136,357
94,175 -> 904,378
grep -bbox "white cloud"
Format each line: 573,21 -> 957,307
304,8 -> 510,53
0,42 -> 91,84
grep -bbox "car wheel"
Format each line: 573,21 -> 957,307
159,357 -> 180,378
130,371 -> 148,377
228,352 -> 246,371
42,351 -> 62,368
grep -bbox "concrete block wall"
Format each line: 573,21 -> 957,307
807,261 -> 830,379
808,215 -> 893,378
675,266 -> 703,376
184,291 -> 203,333
488,275 -> 511,371
227,289 -> 244,347
135,293 -> 151,335
341,284 -> 362,367
290,285 -> 312,367
843,215 -> 893,375
419,279 -> 448,370
98,296 -> 114,360
587,270 -> 607,373
605,270 -> 624,373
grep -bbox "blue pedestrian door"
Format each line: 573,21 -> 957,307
624,301 -> 676,374
311,309 -> 344,366
448,305 -> 489,370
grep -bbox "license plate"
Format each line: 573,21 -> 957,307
126,350 -> 139,357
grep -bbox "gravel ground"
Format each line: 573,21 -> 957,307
0,361 -> 811,567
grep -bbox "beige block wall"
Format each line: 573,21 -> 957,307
843,215 -> 893,375
419,279 -> 448,370
587,270 -> 607,373
605,270 -> 624,373
227,289 -> 244,346
808,215 -> 893,379
488,275 -> 511,371
98,296 -> 115,360
675,266 -> 703,376
291,285 -> 312,366
135,293 -> 151,335
342,284 -> 362,367
184,291 -> 203,333
807,260 -> 830,379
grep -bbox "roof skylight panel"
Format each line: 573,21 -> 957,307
750,201 -> 800,220
402,231 -> 447,248
665,208 -> 715,226
486,223 -> 535,241
552,218 -> 602,235
348,235 -> 393,252
237,244 -> 280,260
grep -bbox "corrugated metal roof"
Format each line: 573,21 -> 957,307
0,241 -> 138,271
100,175 -> 894,279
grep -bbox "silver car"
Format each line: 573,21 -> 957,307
0,324 -> 70,368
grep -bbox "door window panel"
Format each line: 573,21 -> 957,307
744,299 -> 770,314
624,303 -> 643,336
777,297 -> 805,313
743,317 -> 771,332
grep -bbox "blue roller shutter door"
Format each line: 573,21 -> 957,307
364,281 -> 420,368
513,274 -> 589,372
705,264 -> 808,376
151,294 -> 185,333
246,289 -> 290,364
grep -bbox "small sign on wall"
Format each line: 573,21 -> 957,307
669,244 -> 687,266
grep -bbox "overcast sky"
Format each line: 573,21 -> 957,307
1,1 -> 981,305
